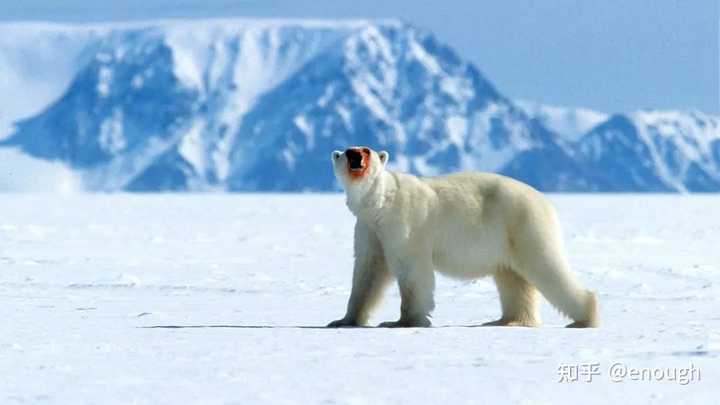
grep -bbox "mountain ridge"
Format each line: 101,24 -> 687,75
0,19 -> 717,192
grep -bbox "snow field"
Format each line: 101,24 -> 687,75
0,194 -> 718,404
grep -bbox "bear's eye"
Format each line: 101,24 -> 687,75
363,148 -> 370,155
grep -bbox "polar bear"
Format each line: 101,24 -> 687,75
327,146 -> 599,328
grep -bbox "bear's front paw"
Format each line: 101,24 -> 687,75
377,317 -> 431,328
482,318 -> 539,327
326,318 -> 360,328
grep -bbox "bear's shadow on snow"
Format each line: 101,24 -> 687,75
139,324 -> 505,329
140,325 -> 332,329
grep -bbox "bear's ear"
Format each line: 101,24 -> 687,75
332,150 -> 342,161
378,150 -> 389,165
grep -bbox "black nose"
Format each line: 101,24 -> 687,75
345,149 -> 364,169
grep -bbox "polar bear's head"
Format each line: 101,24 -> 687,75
331,146 -> 389,188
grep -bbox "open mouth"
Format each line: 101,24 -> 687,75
345,148 -> 368,176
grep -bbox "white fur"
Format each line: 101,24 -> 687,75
328,147 -> 599,328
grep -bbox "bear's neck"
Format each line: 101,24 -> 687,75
345,170 -> 396,223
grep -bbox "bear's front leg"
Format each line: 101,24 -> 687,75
327,221 -> 392,327
378,254 -> 435,328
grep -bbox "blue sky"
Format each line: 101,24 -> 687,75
1,0 -> 717,114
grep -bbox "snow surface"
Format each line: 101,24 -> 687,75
1,194 -> 718,404
0,149 -> 79,193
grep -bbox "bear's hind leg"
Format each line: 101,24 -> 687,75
483,266 -> 541,327
512,251 -> 599,328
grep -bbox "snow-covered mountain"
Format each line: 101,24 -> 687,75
515,100 -> 609,143
0,19 -> 718,192
575,110 -> 720,191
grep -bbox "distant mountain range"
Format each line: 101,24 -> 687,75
0,19 -> 718,192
